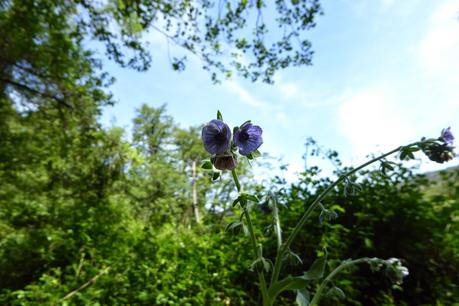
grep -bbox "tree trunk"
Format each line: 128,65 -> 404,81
192,160 -> 201,224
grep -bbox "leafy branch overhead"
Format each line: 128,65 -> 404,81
84,0 -> 322,83
1,0 -> 322,97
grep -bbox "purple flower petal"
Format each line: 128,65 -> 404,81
201,119 -> 232,155
233,122 -> 263,156
441,127 -> 454,146
212,155 -> 237,170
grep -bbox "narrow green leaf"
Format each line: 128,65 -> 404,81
261,257 -> 272,272
249,257 -> 271,272
225,221 -> 243,233
287,249 -> 303,265
212,171 -> 220,181
251,149 -> 261,158
240,192 -> 259,203
232,197 -> 241,207
200,159 -> 212,170
268,276 -> 309,301
319,209 -> 338,224
296,289 -> 310,306
326,286 -> 345,299
217,110 -> 223,121
304,253 -> 328,280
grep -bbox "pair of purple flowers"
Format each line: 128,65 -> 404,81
201,119 -> 263,170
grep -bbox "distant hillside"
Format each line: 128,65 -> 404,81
420,165 -> 459,195
423,165 -> 459,181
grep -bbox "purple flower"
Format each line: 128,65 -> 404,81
441,127 -> 454,146
233,122 -> 263,156
201,119 -> 232,155
211,155 -> 237,170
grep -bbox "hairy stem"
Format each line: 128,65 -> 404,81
231,169 -> 270,306
270,143 -> 417,285
310,258 -> 370,305
269,192 -> 283,287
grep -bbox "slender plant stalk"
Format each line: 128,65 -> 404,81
59,266 -> 111,303
270,143 -> 417,285
309,258 -> 370,305
271,193 -> 283,251
231,169 -> 270,305
269,193 -> 283,288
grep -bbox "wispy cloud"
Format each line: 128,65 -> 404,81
223,80 -> 267,108
338,87 -> 415,155
417,0 -> 459,80
274,75 -> 345,108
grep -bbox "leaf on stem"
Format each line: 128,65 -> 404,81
303,251 -> 328,280
249,257 -> 272,273
217,110 -> 223,121
296,289 -> 310,306
326,286 -> 345,300
232,193 -> 260,207
200,159 -> 213,170
283,248 -> 303,265
246,149 -> 261,160
268,276 -> 310,301
212,171 -> 220,181
399,145 -> 417,161
319,208 -> 338,224
379,160 -> 395,175
225,220 -> 243,233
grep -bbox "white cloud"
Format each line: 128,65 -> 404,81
223,81 -> 266,108
338,87 -> 415,156
336,0 -> 459,170
415,0 -> 459,127
279,81 -> 302,99
418,0 -> 459,80
275,75 -> 345,108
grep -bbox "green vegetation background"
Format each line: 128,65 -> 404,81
1,1 -> 458,305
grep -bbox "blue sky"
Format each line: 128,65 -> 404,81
101,0 -> 459,180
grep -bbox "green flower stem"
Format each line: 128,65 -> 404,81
269,193 -> 283,288
270,143 -> 417,285
231,169 -> 270,306
310,258 -> 370,305
270,193 -> 283,251
231,169 -> 241,192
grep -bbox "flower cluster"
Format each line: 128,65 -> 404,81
201,116 -> 263,170
385,258 -> 409,285
421,127 -> 456,163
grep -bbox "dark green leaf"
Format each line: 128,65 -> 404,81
296,289 -> 310,306
251,149 -> 261,158
240,192 -> 259,203
319,209 -> 338,224
286,249 -> 303,265
217,110 -> 223,121
201,159 -> 212,170
249,257 -> 272,273
268,276 -> 309,301
304,252 -> 328,280
326,286 -> 345,299
225,221 -> 243,233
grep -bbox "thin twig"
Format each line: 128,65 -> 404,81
58,266 -> 111,303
